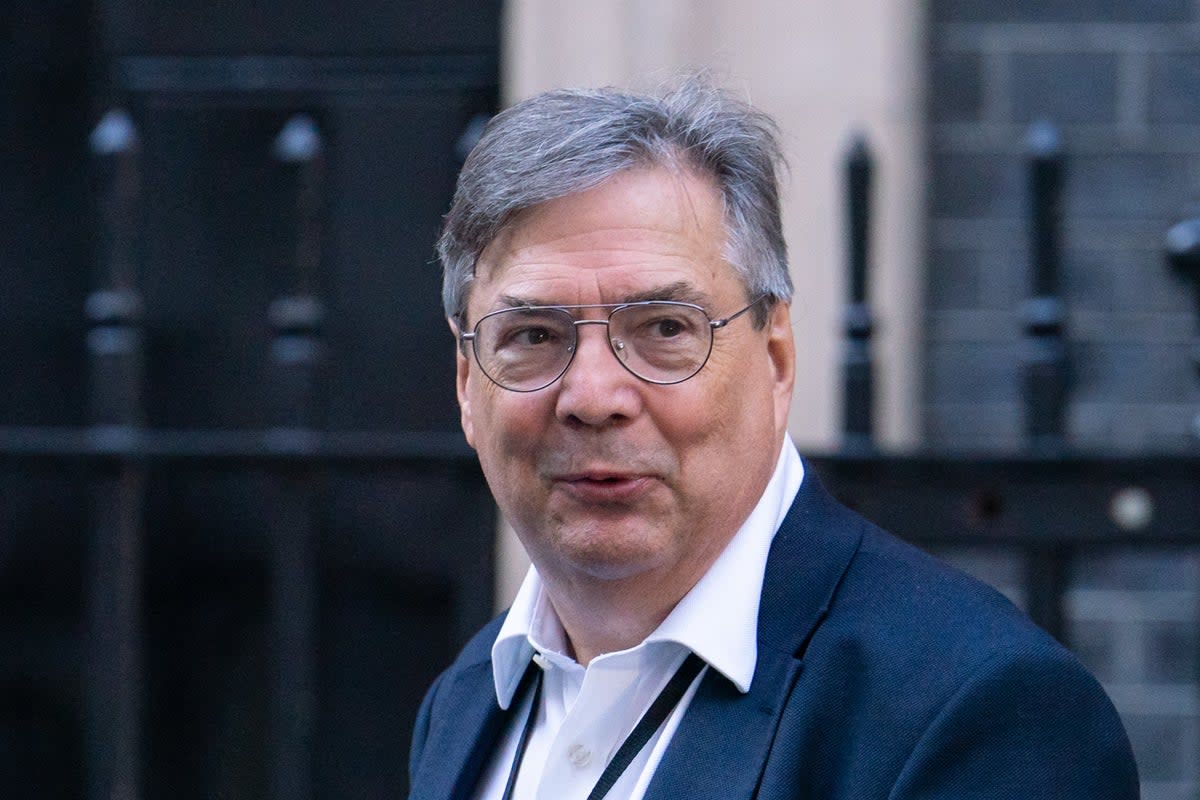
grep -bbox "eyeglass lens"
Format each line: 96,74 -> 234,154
472,303 -> 714,391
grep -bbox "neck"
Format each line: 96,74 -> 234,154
540,572 -> 685,666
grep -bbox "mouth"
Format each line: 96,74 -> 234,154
551,471 -> 658,504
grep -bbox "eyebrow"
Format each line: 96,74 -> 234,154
496,282 -> 714,311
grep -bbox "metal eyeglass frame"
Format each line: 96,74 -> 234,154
458,295 -> 766,392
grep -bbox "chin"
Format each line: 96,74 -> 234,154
541,521 -> 676,583
564,552 -> 665,583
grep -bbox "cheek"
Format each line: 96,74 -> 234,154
671,349 -> 776,452
647,383 -> 740,480
469,386 -> 550,462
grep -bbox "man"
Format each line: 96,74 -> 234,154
409,78 -> 1138,800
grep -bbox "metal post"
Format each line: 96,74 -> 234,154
842,133 -> 875,453
85,110 -> 146,800
273,114 -> 325,294
1164,210 -> 1200,443
266,114 -> 326,800
1024,546 -> 1069,644
1020,121 -> 1070,644
1021,121 -> 1069,453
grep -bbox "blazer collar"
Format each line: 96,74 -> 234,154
756,468 -> 863,657
642,469 -> 863,800
409,634 -> 513,800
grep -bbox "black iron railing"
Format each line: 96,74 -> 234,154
5,112 -> 1200,799
0,112 -> 494,800
818,122 -> 1200,647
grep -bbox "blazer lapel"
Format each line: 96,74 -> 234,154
642,650 -> 803,800
643,471 -> 863,800
409,660 -> 512,800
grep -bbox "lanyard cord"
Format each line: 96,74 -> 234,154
499,652 -> 706,800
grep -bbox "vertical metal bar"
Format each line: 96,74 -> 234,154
85,426 -> 145,800
1021,121 -> 1070,646
1024,546 -> 1069,644
267,464 -> 320,800
1163,211 -> 1200,443
267,114 -> 326,800
842,133 -> 875,453
273,114 -> 325,295
1021,121 -> 1068,453
85,109 -> 146,800
266,294 -> 325,800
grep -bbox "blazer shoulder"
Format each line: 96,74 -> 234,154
762,487 -> 1137,797
888,636 -> 1139,798
776,473 -> 1112,714
414,611 -> 506,730
826,511 -> 1063,676
452,611 -> 508,671
772,474 -> 1046,668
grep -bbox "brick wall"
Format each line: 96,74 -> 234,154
926,3 -> 1200,795
925,0 -> 1200,452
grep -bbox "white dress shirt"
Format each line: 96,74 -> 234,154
473,437 -> 805,800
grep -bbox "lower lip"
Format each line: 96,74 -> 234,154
556,476 -> 656,504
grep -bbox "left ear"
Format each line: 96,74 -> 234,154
450,318 -> 477,449
763,300 -> 796,436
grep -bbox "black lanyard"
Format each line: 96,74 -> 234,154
499,651 -> 706,800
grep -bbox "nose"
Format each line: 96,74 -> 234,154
554,321 -> 643,427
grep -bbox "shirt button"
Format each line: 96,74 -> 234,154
566,743 -> 592,768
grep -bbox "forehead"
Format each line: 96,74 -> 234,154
470,166 -> 737,310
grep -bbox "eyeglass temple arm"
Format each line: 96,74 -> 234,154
452,320 -> 474,355
710,295 -> 767,329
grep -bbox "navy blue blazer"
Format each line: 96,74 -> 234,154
409,470 -> 1139,800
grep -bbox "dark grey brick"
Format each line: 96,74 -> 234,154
932,0 -> 1192,23
1011,53 -> 1120,125
1145,620 -> 1197,683
930,153 -> 1023,218
1062,248 -> 1119,312
1068,618 -> 1118,682
933,546 -> 1023,590
927,342 -> 1021,403
927,248 -> 985,309
1149,53 -> 1200,124
1068,400 -> 1117,443
928,247 -> 1031,311
1068,310 -> 1195,344
1070,342 -> 1198,403
931,50 -> 985,123
1156,269 -> 1200,314
1100,404 -> 1174,449
1072,550 -> 1198,590
924,402 -> 1023,450
1066,400 -> 1198,450
925,0 -> 1200,458
926,309 -> 1018,342
1065,154 -> 1193,219
1100,409 -> 1197,451
979,247 -> 1029,308
1123,714 -> 1188,782
1069,342 -> 1142,402
1152,344 -> 1200,397
1066,246 -> 1184,314
1145,405 -> 1200,450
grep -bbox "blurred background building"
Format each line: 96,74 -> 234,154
2,0 -> 1199,798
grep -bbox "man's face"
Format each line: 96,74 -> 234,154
455,166 -> 795,593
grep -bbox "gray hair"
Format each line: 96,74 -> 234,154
437,76 -> 791,326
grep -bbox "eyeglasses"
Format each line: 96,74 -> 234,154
459,296 -> 764,392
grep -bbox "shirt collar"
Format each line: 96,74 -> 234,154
491,436 -> 805,707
